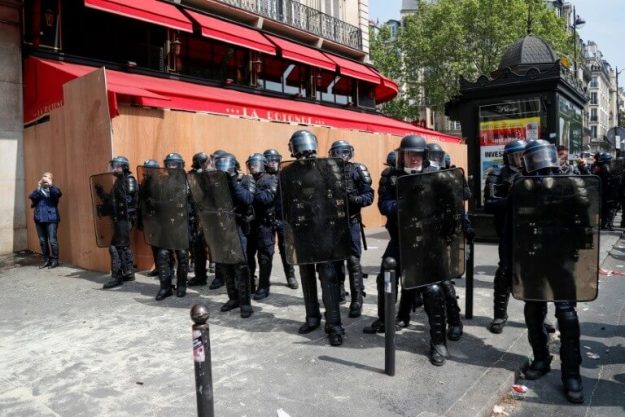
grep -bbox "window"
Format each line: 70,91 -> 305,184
591,108 -> 598,122
590,92 -> 598,105
591,125 -> 598,138
590,76 -> 598,88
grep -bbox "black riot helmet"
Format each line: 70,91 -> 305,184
163,152 -> 185,169
426,142 -> 445,168
192,152 -> 210,170
214,153 -> 237,175
263,149 -> 282,173
397,135 -> 427,173
522,140 -> 558,174
288,130 -> 318,159
385,150 -> 398,167
143,159 -> 160,168
504,139 -> 527,171
328,140 -> 354,162
109,156 -> 130,175
246,153 -> 266,175
598,152 -> 613,164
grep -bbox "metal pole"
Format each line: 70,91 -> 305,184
383,257 -> 396,376
465,238 -> 475,319
191,304 -> 215,417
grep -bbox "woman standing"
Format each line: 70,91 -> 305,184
29,172 -> 62,268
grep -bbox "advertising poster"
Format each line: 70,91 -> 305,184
478,99 -> 542,203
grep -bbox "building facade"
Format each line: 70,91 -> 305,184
10,0 -> 465,267
585,41 -> 617,152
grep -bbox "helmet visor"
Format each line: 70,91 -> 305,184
523,145 -> 558,173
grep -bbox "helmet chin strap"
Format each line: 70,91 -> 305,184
404,167 -> 422,175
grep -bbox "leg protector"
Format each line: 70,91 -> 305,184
175,250 -> 189,297
347,255 -> 363,318
489,266 -> 511,333
441,280 -> 463,341
523,301 -> 552,379
396,289 -> 413,327
120,246 -> 135,281
155,249 -> 173,300
423,284 -> 449,365
103,246 -> 124,289
363,271 -> 386,334
319,263 -> 344,346
298,265 -> 321,333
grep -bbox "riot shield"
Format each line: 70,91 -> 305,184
397,168 -> 466,289
187,170 -> 245,264
89,172 -> 117,248
137,166 -> 189,250
510,175 -> 600,302
279,158 -> 351,264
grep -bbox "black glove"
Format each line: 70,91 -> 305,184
348,194 -> 360,206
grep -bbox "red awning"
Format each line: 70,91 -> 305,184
186,10 -> 276,55
24,57 -> 461,143
323,53 -> 381,85
369,68 -> 399,103
84,0 -> 193,32
264,34 -> 335,72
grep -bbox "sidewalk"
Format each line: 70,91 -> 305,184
0,228 -> 621,417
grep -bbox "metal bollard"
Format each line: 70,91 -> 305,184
191,304 -> 215,417
383,257 -> 397,377
465,238 -> 475,319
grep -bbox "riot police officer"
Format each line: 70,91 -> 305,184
140,159 -> 160,277
513,140 -> 586,403
264,148 -> 298,290
595,152 -> 619,230
246,153 -> 279,300
483,139 -> 527,333
425,142 -> 464,341
155,153 -> 190,300
101,156 -> 139,289
328,140 -> 373,318
188,152 -> 212,287
279,130 -> 345,346
363,135 -> 451,365
215,153 -> 256,318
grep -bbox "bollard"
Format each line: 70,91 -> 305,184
383,257 -> 397,377
465,238 -> 475,319
191,304 -> 215,417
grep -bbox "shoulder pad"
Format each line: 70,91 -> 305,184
126,176 -> 138,194
241,175 -> 256,193
354,163 -> 372,185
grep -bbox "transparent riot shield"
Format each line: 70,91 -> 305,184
279,158 -> 351,264
137,166 -> 189,250
89,172 -> 117,248
187,170 -> 245,264
397,168 -> 466,289
511,175 -> 600,302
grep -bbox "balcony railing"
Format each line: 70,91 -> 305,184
218,0 -> 362,50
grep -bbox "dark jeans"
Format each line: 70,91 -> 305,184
35,222 -> 59,260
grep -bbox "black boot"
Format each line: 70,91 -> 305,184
208,262 -> 216,274
236,264 -> 253,318
489,267 -> 511,334
105,246 -> 123,288
363,272 -> 386,334
557,307 -> 584,403
40,258 -> 51,269
155,249 -> 173,300
254,253 -> 272,300
187,275 -> 207,286
396,289 -> 413,328
298,265 -> 321,334
287,275 -> 298,289
48,259 -> 60,269
103,272 -> 123,289
209,263 -> 225,289
424,284 -> 449,366
147,269 -> 159,277
221,266 -> 240,312
320,263 -> 344,347
523,301 -> 551,379
442,280 -> 463,341
347,256 -> 364,318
